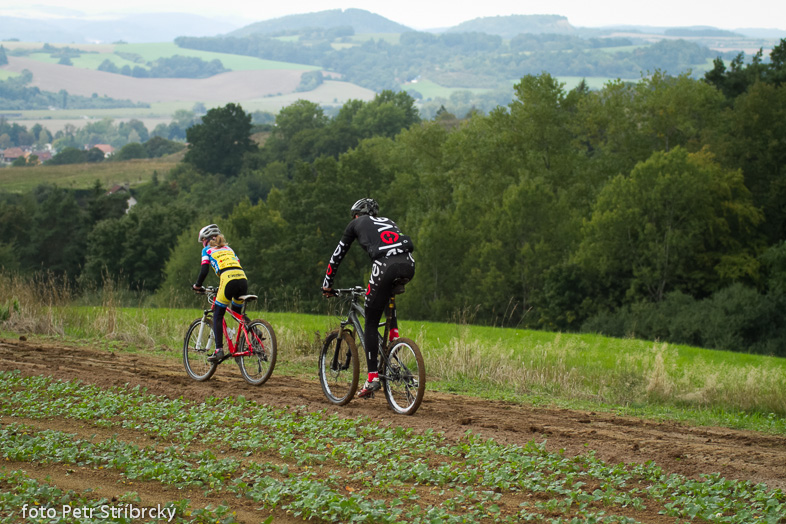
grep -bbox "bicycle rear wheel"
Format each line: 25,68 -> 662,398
381,337 -> 426,415
318,330 -> 359,405
184,317 -> 218,381
237,319 -> 277,386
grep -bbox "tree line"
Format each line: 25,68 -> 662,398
97,55 -> 229,79
175,31 -> 730,93
2,41 -> 786,356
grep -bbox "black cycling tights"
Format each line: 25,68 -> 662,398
363,254 -> 415,373
213,278 -> 247,349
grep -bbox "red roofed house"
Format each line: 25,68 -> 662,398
30,150 -> 53,164
1,147 -> 26,164
91,144 -> 115,158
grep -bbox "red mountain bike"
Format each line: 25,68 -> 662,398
183,286 -> 277,385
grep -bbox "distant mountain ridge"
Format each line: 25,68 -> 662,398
1,6 -> 784,44
226,8 -> 412,37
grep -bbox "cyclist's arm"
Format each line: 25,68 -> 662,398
323,222 -> 357,289
194,260 -> 210,288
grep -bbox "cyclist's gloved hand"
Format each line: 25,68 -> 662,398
192,284 -> 206,294
322,287 -> 336,298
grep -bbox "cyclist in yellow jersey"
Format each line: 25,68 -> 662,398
192,224 -> 248,362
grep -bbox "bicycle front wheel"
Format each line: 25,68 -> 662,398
318,330 -> 359,405
237,319 -> 277,386
184,317 -> 218,381
382,337 -> 426,415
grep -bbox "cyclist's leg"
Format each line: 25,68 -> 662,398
364,260 -> 388,376
363,303 -> 384,374
225,278 -> 248,321
211,276 -> 235,358
211,304 -> 227,356
387,255 -> 415,338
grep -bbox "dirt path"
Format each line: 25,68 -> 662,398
2,336 -> 785,493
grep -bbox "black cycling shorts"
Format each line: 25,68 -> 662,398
365,253 -> 415,314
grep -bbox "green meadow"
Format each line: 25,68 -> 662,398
2,272 -> 784,435
0,158 -> 178,192
16,42 -> 319,72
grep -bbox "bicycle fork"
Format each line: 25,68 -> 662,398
331,324 -> 353,372
196,314 -> 214,350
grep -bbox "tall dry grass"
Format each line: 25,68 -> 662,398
1,272 -> 164,350
0,272 -> 72,336
427,329 -> 786,416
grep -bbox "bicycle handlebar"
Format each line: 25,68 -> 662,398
194,286 -> 218,306
327,286 -> 366,297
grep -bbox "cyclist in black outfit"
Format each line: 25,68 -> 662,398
322,198 -> 416,398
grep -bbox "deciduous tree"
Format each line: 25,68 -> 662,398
185,103 -> 254,176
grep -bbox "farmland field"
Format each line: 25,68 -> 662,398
0,333 -> 784,523
3,56 -> 307,104
0,158 -> 179,192
1,51 -> 377,132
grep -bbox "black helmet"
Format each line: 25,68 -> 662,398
350,198 -> 378,218
198,223 -> 221,243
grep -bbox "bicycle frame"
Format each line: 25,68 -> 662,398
200,290 -> 258,359
333,287 -> 393,373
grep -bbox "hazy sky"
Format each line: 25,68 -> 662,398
6,0 -> 786,31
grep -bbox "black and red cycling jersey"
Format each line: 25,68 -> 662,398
323,215 -> 414,289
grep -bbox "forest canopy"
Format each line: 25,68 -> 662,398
3,40 -> 786,356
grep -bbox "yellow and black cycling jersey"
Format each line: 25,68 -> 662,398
201,245 -> 245,277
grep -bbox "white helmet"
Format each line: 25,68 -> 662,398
198,223 -> 221,243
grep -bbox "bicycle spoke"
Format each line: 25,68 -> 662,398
238,320 -> 277,386
381,338 -> 425,415
183,318 -> 218,382
318,330 -> 359,406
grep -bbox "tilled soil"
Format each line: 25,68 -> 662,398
1,335 -> 785,499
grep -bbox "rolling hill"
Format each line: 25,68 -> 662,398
1,8 -> 783,135
445,14 -> 577,37
227,8 -> 412,37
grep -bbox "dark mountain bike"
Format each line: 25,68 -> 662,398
319,283 -> 425,415
184,286 -> 277,385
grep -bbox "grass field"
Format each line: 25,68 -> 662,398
9,42 -> 319,72
401,78 -> 493,99
2,77 -> 376,134
1,268 -> 784,434
1,38 -> 377,132
401,76 -> 637,100
1,272 -> 786,522
0,158 -> 179,192
92,306 -> 786,431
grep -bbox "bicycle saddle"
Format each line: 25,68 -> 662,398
391,278 -> 410,295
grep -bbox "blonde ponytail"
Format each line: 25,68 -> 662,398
210,234 -> 228,248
